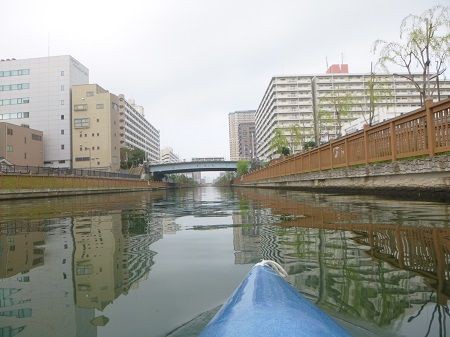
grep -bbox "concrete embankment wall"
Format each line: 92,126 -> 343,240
0,175 -> 167,200
234,155 -> 450,201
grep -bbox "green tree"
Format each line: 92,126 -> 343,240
374,5 -> 449,104
236,160 -> 250,176
287,124 -> 303,154
270,128 -> 290,156
120,148 -> 146,169
167,174 -> 198,186
360,64 -> 393,126
303,140 -> 316,151
318,87 -> 354,141
213,172 -> 236,186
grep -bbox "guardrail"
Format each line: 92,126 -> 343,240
0,164 -> 141,180
240,98 -> 450,183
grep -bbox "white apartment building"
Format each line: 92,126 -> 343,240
118,95 -> 160,164
255,75 -> 315,161
255,66 -> 450,161
0,56 -> 89,168
228,110 -> 256,161
160,147 -> 180,163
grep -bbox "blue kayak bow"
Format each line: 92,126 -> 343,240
199,260 -> 352,337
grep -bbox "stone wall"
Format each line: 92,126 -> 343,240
235,155 -> 450,200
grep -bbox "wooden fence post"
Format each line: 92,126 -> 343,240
363,125 -> 369,164
318,149 -> 322,171
308,151 -> 311,172
329,142 -> 333,169
344,139 -> 349,167
425,98 -> 435,157
390,121 -> 397,161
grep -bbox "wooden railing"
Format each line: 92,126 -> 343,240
239,98 -> 450,183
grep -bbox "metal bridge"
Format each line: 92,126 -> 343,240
146,160 -> 238,178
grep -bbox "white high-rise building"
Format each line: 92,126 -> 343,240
255,65 -> 450,161
255,75 -> 315,161
0,56 -> 89,168
118,95 -> 160,164
160,147 -> 180,163
228,110 -> 256,161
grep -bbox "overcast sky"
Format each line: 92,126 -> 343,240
1,0 -> 444,165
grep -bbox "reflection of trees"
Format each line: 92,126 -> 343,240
235,188 -> 450,331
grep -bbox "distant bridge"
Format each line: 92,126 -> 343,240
146,161 -> 238,178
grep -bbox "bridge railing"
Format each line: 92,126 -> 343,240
239,98 -> 450,183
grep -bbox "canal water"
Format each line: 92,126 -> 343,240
0,187 -> 449,337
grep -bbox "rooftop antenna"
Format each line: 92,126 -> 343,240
341,52 -> 344,65
325,57 -> 329,71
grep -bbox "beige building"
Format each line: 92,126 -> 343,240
0,122 -> 43,166
71,84 -> 121,171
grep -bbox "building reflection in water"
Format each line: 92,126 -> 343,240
233,188 -> 450,334
0,219 -> 96,337
73,210 -> 164,311
0,194 -> 166,337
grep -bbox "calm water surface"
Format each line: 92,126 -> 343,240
1,187 -> 450,337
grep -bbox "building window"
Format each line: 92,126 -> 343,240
7,145 -> 13,152
97,146 -> 100,150
0,111 -> 29,120
74,104 -> 88,111
0,97 -> 30,106
59,160 -> 65,164
97,133 -> 99,136
75,157 -> 90,162
7,128 -> 13,135
61,115 -> 64,120
61,71 -> 64,76
96,118 -> 99,122
61,129 -> 64,135
31,134 -> 42,141
86,91 -> 94,97
60,100 -> 64,105
96,103 -> 104,109
0,83 -> 30,91
74,118 -> 90,128
24,153 -> 27,159
61,144 -> 65,150
0,69 -> 30,77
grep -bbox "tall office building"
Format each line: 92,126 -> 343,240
71,84 -> 121,171
228,110 -> 256,161
255,65 -> 450,161
0,56 -> 89,168
118,95 -> 160,164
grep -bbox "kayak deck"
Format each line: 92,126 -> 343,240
199,261 -> 352,337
